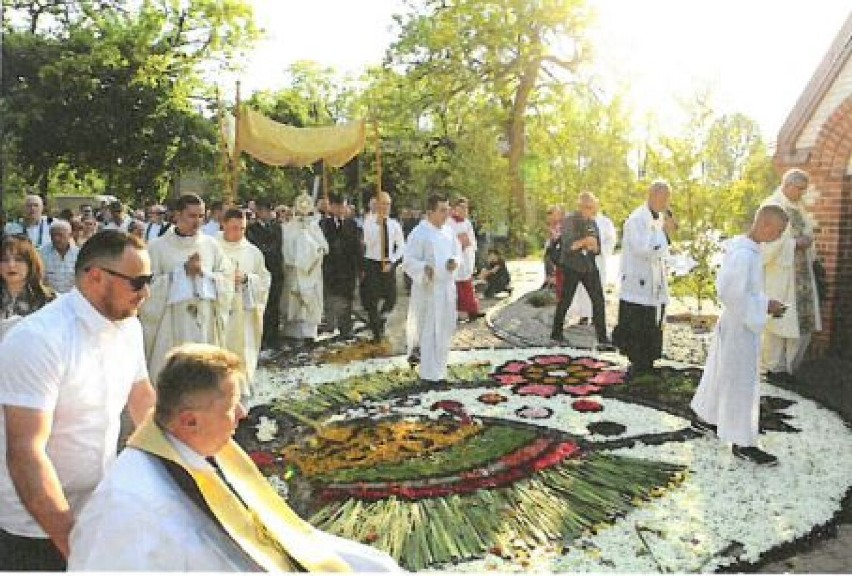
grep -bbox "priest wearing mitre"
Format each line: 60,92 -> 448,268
140,193 -> 235,380
68,343 -> 401,571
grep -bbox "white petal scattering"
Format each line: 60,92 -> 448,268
251,349 -> 852,572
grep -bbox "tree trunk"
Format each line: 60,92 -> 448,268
506,55 -> 542,256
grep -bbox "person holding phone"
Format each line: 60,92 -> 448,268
691,205 -> 790,466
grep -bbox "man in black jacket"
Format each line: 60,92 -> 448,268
246,200 -> 284,350
319,194 -> 362,338
550,191 -> 611,349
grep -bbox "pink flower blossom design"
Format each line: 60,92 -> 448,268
572,399 -> 604,413
516,384 -> 560,398
575,357 -> 611,369
564,384 -> 603,397
494,374 -> 528,386
500,361 -> 528,374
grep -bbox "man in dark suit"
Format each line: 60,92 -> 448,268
550,191 -> 611,349
319,194 -> 362,338
246,200 -> 284,350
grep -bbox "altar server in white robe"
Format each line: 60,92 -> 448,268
280,193 -> 328,344
690,206 -> 789,466
568,196 -> 617,321
404,193 -> 462,383
140,194 -> 234,380
68,344 -> 401,572
217,208 -> 270,393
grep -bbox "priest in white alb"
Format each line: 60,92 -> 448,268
690,205 -> 789,466
68,344 -> 401,572
217,208 -> 270,394
140,194 -> 234,380
404,193 -> 462,384
280,193 -> 328,345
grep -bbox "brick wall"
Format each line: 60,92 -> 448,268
776,96 -> 852,358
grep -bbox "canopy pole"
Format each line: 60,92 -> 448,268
215,86 -> 233,202
228,81 -> 242,206
322,160 -> 329,201
374,120 -> 381,196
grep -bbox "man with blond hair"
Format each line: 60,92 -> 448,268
361,191 -> 405,341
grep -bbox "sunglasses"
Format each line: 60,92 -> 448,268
90,266 -> 154,291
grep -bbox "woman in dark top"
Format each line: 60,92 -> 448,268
0,235 -> 56,340
479,248 -> 511,298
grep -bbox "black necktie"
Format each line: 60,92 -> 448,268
381,219 -> 389,262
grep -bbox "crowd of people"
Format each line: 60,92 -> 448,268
0,167 -> 823,570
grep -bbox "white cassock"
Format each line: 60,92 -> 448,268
690,236 -> 768,447
218,236 -> 271,392
403,220 -> 462,381
568,213 -> 617,319
140,229 -> 235,380
449,217 -> 477,280
280,217 -> 328,339
68,440 -> 401,571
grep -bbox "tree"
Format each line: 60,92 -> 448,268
384,0 -> 593,251
2,0 -> 256,205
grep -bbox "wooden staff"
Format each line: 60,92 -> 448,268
229,81 -> 242,205
374,120 -> 381,195
215,86 -> 233,199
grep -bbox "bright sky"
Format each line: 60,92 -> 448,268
238,0 -> 852,143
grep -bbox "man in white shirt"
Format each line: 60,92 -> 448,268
202,200 -> 225,237
4,194 -> 52,248
217,208 -> 270,393
143,204 -> 171,242
140,194 -> 234,381
361,191 -> 405,341
404,194 -> 462,384
40,220 -> 79,294
0,230 -> 156,570
69,343 -> 401,572
612,180 -> 678,379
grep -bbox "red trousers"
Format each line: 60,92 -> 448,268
456,279 -> 480,314
554,268 -> 564,299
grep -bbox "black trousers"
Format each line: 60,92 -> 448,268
551,265 -> 607,342
262,274 -> 283,348
612,300 -> 665,372
361,259 -> 397,338
0,528 -> 66,571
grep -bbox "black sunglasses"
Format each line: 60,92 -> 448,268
91,266 -> 153,291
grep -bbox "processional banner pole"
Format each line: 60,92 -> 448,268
229,81 -> 242,206
374,120 -> 381,196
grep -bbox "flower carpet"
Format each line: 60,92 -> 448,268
243,347 -> 852,572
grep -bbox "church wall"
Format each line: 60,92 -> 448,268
797,53 -> 852,149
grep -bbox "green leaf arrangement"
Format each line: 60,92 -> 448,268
311,454 -> 686,571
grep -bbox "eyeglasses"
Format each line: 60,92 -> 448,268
90,266 -> 153,291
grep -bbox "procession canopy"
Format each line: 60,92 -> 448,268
235,106 -> 366,168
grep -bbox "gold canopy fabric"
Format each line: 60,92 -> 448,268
237,107 -> 366,168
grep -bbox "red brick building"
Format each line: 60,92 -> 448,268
774,14 -> 852,358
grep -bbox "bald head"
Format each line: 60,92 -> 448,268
647,180 -> 671,214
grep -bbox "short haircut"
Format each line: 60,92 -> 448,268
75,230 -> 145,278
452,196 -> 468,207
209,200 -> 225,212
782,168 -> 809,189
50,219 -> 72,233
327,193 -> 343,205
649,179 -> 671,195
154,343 -> 245,425
174,194 -> 204,212
223,207 -> 245,222
755,204 -> 789,224
426,193 -> 448,212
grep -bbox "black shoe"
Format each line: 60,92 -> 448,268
691,419 -> 717,436
577,317 -> 591,326
469,311 -> 486,320
407,347 -> 421,367
765,371 -> 792,385
732,445 -> 778,466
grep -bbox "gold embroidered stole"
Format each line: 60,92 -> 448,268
128,417 -> 352,572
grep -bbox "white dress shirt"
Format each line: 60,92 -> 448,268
0,290 -> 148,537
362,216 -> 405,264
4,217 -> 52,247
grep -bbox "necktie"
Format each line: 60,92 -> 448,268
380,218 -> 389,263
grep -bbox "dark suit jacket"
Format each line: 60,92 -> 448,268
246,220 -> 284,279
559,211 -> 600,274
320,216 -> 362,296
